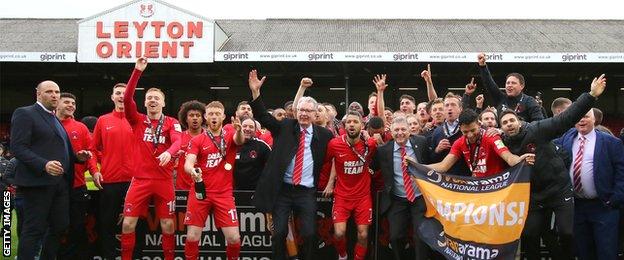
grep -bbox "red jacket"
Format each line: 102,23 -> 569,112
60,117 -> 99,188
91,111 -> 134,183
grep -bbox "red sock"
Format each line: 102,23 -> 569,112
335,237 -> 347,257
162,233 -> 175,260
354,243 -> 368,260
226,242 -> 241,260
185,239 -> 199,260
121,232 -> 136,260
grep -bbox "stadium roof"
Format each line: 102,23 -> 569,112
1,18 -> 623,53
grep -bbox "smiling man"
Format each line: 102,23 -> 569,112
500,74 -> 607,260
477,53 -> 544,122
56,92 -> 98,259
248,69 -> 333,260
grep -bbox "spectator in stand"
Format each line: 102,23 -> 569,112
91,82 -> 135,259
477,53 -> 545,122
56,92 -> 99,259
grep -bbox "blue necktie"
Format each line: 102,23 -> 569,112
50,114 -> 70,172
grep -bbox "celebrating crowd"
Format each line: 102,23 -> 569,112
2,53 -> 624,260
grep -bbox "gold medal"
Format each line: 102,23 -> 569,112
224,163 -> 232,171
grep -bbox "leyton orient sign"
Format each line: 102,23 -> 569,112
77,0 -> 227,63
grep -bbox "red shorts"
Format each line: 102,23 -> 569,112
184,193 -> 238,228
124,178 -> 175,219
332,195 -> 373,225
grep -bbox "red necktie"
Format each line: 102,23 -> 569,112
292,129 -> 307,185
572,136 -> 586,195
400,145 -> 417,202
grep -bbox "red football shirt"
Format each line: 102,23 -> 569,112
322,135 -> 378,199
449,131 -> 510,178
124,69 -> 181,180
187,129 -> 239,194
175,130 -> 203,190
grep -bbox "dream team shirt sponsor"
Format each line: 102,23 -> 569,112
187,129 -> 239,194
124,68 -> 182,179
323,135 -> 378,199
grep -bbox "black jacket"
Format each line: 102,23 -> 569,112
502,92 -> 596,203
10,104 -> 77,187
479,65 -> 545,122
250,96 -> 334,212
372,135 -> 430,215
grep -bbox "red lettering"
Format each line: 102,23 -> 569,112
151,21 -> 165,38
167,22 -> 183,39
116,41 -> 132,58
187,21 -> 203,38
180,41 -> 194,58
114,21 -> 128,38
145,41 -> 159,58
96,21 -> 110,38
161,42 -> 177,58
135,41 -> 143,57
96,42 -> 113,58
133,21 -> 148,38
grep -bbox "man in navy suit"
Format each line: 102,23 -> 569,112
556,108 -> 624,260
10,80 -> 91,260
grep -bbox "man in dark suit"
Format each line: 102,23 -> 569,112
556,108 -> 624,260
248,70 -> 333,260
372,116 -> 431,260
10,80 -> 91,260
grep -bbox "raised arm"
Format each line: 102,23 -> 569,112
248,70 -> 281,135
373,74 -> 387,125
123,57 -> 147,125
533,74 -> 606,139
462,77 -> 478,110
292,78 -> 313,118
421,64 -> 438,101
477,53 -> 505,106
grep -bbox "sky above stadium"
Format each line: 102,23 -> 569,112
1,0 -> 621,20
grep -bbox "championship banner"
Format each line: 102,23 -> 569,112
409,163 -> 531,260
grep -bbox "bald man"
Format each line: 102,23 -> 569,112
10,81 -> 91,259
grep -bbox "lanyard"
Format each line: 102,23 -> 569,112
207,130 -> 226,157
343,135 -> 369,163
443,120 -> 459,137
145,114 -> 165,150
502,95 -> 524,113
466,129 -> 485,173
